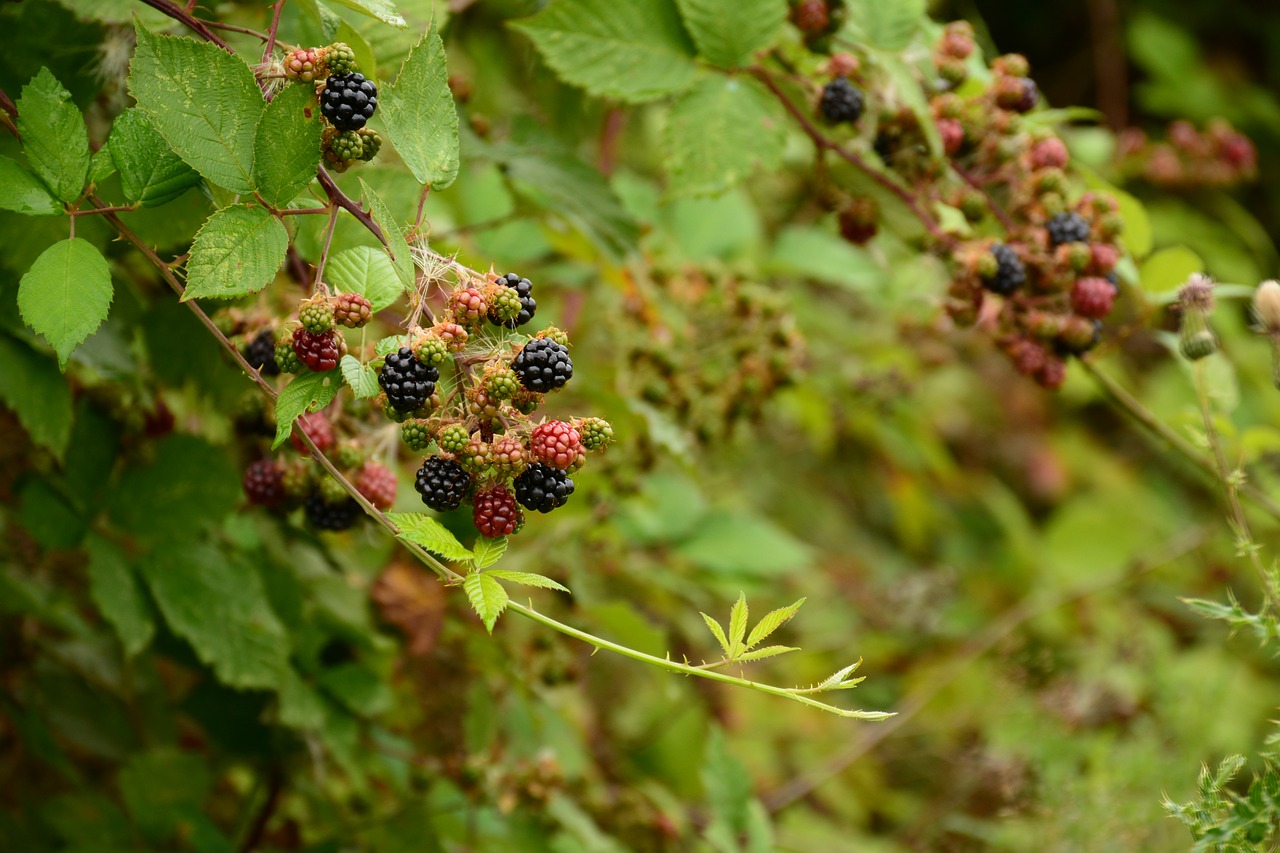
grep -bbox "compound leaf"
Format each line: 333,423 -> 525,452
327,245 -> 404,311
0,333 -> 73,459
339,355 -> 379,399
665,75 -> 786,198
387,512 -> 475,563
273,371 -> 342,448
0,156 -> 62,216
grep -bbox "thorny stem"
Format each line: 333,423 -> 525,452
263,0 -> 286,67
311,205 -> 339,294
136,0 -> 230,50
202,20 -> 271,42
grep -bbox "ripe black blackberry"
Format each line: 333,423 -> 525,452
511,338 -> 573,393
490,273 -> 537,328
305,493 -> 362,531
320,73 -> 378,132
983,244 -> 1025,295
819,77 -> 865,124
243,330 -> 279,376
1047,211 -> 1090,247
414,455 -> 471,512
379,347 -> 438,414
513,463 -> 575,513
243,459 -> 284,506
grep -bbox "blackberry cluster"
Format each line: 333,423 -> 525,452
380,348 -> 438,414
304,493 -> 362,531
414,456 -> 471,512
819,77 -> 865,124
320,73 -> 378,132
513,463 -> 575,514
983,244 -> 1026,295
1047,212 -> 1090,247
491,273 -> 537,328
243,330 -> 279,376
512,339 -> 573,393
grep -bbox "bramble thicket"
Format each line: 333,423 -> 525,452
3,0 -> 1280,850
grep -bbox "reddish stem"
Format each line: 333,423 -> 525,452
136,0 -> 230,50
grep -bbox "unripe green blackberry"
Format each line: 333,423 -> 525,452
329,129 -> 364,163
577,417 -> 615,451
299,296 -> 335,334
325,42 -> 358,76
334,440 -> 365,470
468,388 -> 502,420
401,419 -> 434,451
280,461 -> 314,502
538,326 -> 570,347
413,335 -> 450,367
487,286 -> 524,325
511,388 -> 542,416
438,424 -> 470,455
1068,242 -> 1092,273
319,475 -> 349,503
357,128 -> 381,162
275,335 -> 303,373
484,367 -> 520,400
460,435 -> 491,474
382,397 -> 412,423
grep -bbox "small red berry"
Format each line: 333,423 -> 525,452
473,486 -> 521,539
1036,358 -> 1067,389
1030,138 -> 1069,170
528,421 -> 585,471
244,459 -> 285,506
937,118 -> 965,155
1089,243 -> 1119,275
291,412 -> 335,456
1070,277 -> 1116,319
334,292 -> 373,328
449,288 -> 488,325
292,327 -> 342,372
355,461 -> 397,510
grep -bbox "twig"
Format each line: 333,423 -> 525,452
202,19 -> 270,42
136,0 -> 230,50
0,87 -> 18,140
238,769 -> 284,853
262,0 -> 286,65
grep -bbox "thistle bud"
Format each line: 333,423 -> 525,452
1177,274 -> 1217,361
1253,280 -> 1280,334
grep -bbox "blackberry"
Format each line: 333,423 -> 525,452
414,455 -> 471,512
529,420 -> 584,471
243,459 -> 285,506
401,419 -> 433,451
982,244 -> 1025,295
356,461 -> 397,510
293,328 -> 341,372
472,486 -> 521,538
290,412 -> 334,456
357,128 -> 381,162
379,347 -> 438,414
484,367 -> 520,400
243,330 -> 279,376
284,47 -> 325,82
513,463 -> 575,514
334,292 -> 372,328
299,296 -> 335,334
1047,211 -> 1090,247
511,339 -> 573,393
328,129 -> 363,162
325,42 -> 358,76
490,273 -> 537,328
438,424 -> 470,455
274,335 -> 303,373
819,77 -> 865,124
320,73 -> 378,132
413,335 -> 450,367
449,288 -> 487,325
305,493 -> 362,531
577,417 -> 614,451
1070,277 -> 1116,319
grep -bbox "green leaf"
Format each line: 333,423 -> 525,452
674,0 -> 786,68
1140,245 -> 1202,295
701,612 -> 731,657
745,597 -> 804,648
485,569 -> 570,593
375,334 -> 408,356
664,76 -> 786,198
16,68 -> 90,203
514,0 -> 698,103
140,543 -> 290,689
108,434 -> 241,537
340,355 -> 379,399
18,238 -> 113,369
358,178 -> 415,291
702,727 -> 752,836
382,19 -> 460,189
119,749 -> 213,842
849,0 -> 926,50
0,333 -> 73,459
129,22 -> 264,193
463,571 -> 509,633
85,534 -> 155,657
323,0 -> 407,28
318,663 -> 394,717
472,536 -> 508,569
107,108 -> 200,207
676,510 -> 814,576
272,371 -> 342,448
0,156 -> 62,215
387,511 -> 475,562
735,645 -> 800,662
252,84 -> 322,206
727,592 -> 748,658
183,205 -> 288,300
327,245 -> 405,311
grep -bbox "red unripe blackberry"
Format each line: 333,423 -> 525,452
414,455 -> 471,512
819,76 -> 865,124
1070,277 -> 1116,319
514,463 -> 575,513
243,459 -> 285,506
334,292 -> 373,328
937,118 -> 965,155
473,486 -> 520,538
432,322 -> 468,351
1090,243 -> 1119,274
489,436 -> 527,475
528,421 -> 585,471
1056,316 -> 1102,355
291,411 -> 334,456
995,76 -> 1038,113
356,461 -> 397,510
292,327 -> 341,372
449,288 -> 488,325
838,198 -> 878,245
512,338 -> 573,393
320,73 -> 377,132
939,22 -> 975,59
243,329 -> 280,376
284,47 -> 326,82
1031,138 -> 1069,170
1036,358 -> 1067,389
1006,338 -> 1049,377
791,0 -> 829,34
305,493 -> 362,530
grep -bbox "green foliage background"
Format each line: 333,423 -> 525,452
1,0 -> 1279,850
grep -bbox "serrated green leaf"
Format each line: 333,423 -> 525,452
812,659 -> 864,692
183,205 -> 288,300
472,536 -> 508,569
107,108 -> 200,207
0,333 -> 73,458
665,75 -> 786,198
463,571 -> 509,633
18,238 -> 113,369
382,19 -> 459,190
252,84 -> 322,206
485,569 -> 570,593
339,355 -> 379,399
16,68 -> 90,203
0,156 -> 62,215
327,245 -> 405,311
273,371 -> 342,448
89,147 -> 117,185
702,727 -> 752,836
323,0 -> 407,28
850,0 -> 926,50
746,597 -> 804,649
375,334 -> 408,356
734,645 -> 799,662
358,178 -> 415,290
108,434 -> 241,538
387,511 -> 475,562
85,534 -> 155,657
701,612 -> 731,657
1140,245 -> 1202,295
727,592 -> 748,657
129,23 -> 264,193
514,0 -> 698,103
674,0 -> 786,67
